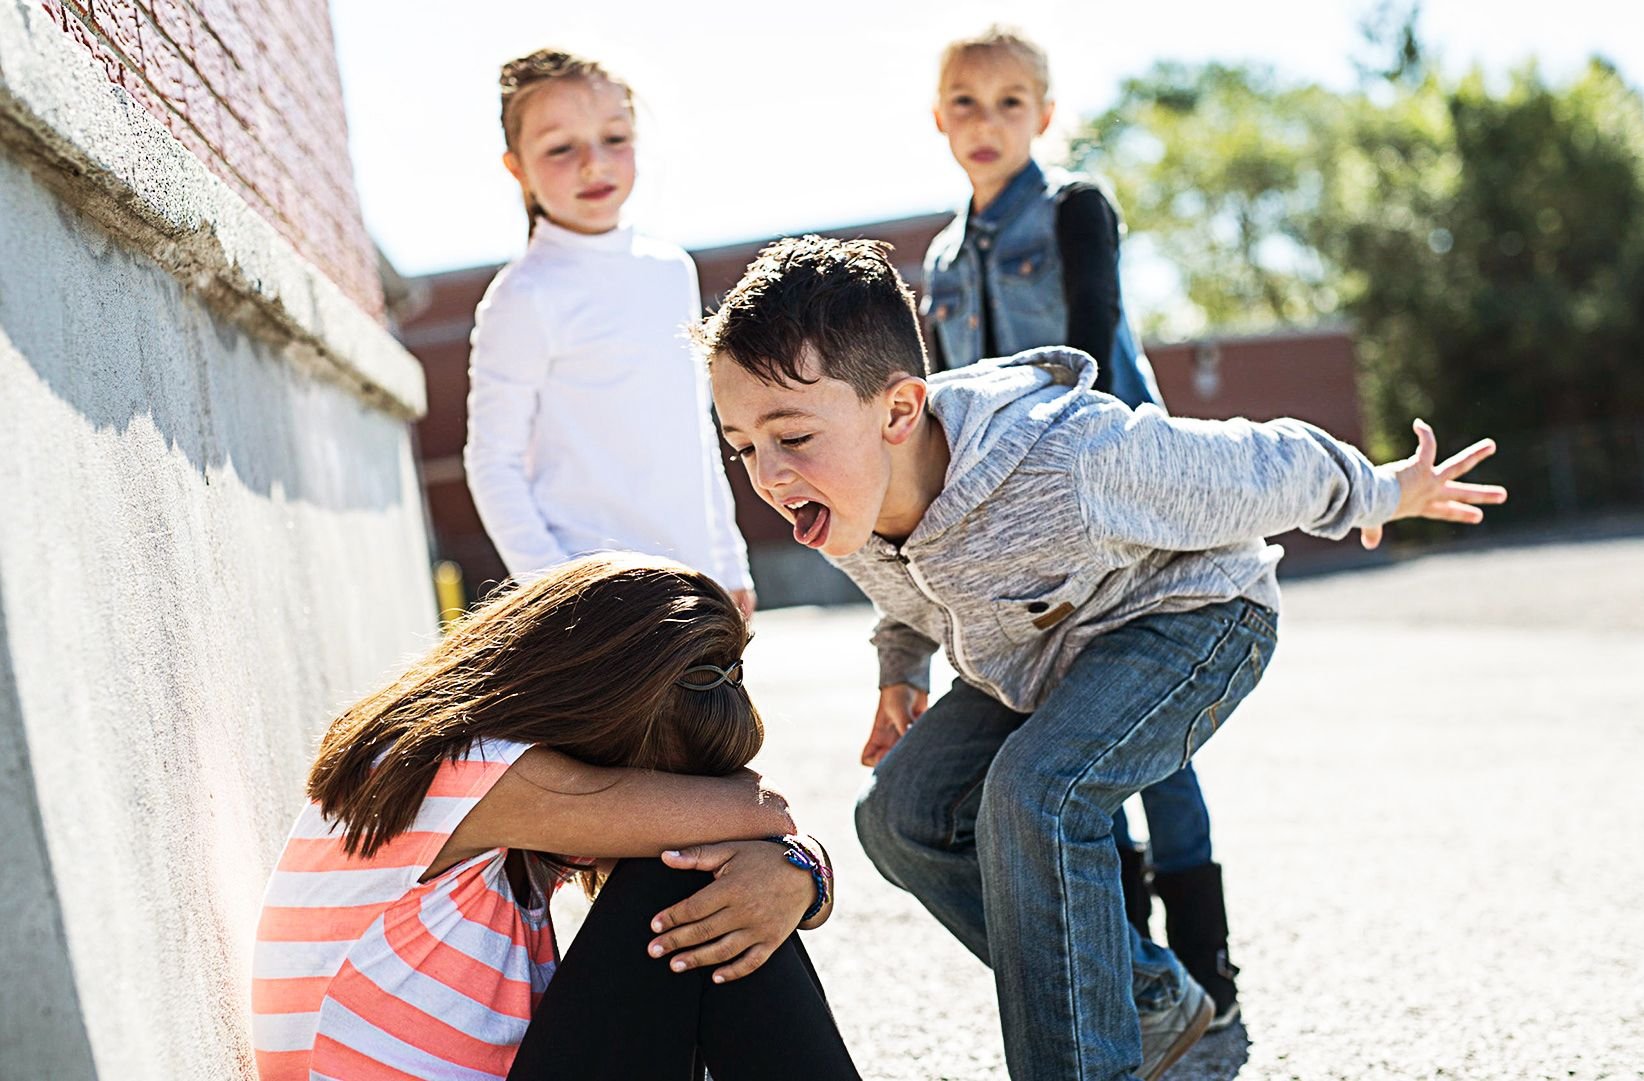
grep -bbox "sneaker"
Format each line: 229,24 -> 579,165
1138,974 -> 1213,1081
1206,992 -> 1241,1033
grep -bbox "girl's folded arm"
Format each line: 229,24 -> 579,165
434,747 -> 794,871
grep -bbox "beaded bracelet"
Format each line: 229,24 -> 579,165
766,835 -> 832,923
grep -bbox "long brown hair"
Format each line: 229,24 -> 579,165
498,48 -> 634,237
307,553 -> 761,861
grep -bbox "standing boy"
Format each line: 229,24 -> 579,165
699,236 -> 1505,1081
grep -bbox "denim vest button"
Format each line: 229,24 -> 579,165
967,314 -> 979,329
935,304 -> 950,320
1019,259 -> 1034,275
978,236 -> 992,251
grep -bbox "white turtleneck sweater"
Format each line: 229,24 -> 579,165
463,219 -> 752,591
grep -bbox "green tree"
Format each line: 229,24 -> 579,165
1070,64 -> 1347,337
1072,53 -> 1644,516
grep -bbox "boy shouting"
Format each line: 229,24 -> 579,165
701,236 -> 1505,1081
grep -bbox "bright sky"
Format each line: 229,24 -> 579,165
332,0 -> 1644,279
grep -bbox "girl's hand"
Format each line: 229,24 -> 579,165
862,683 -> 927,767
646,840 -> 813,983
1361,419 -> 1508,549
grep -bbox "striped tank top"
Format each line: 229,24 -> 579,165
252,737 -> 557,1080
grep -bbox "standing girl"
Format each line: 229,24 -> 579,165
464,50 -> 754,615
250,553 -> 860,1080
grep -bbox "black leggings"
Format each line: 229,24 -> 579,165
506,858 -> 862,1081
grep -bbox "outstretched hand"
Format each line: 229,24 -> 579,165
1361,419 -> 1508,550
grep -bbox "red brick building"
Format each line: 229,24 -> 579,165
397,216 -> 1365,602
38,0 -> 384,316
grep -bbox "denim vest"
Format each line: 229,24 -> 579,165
922,162 -> 1163,410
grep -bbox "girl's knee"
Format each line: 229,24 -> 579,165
602,858 -> 713,909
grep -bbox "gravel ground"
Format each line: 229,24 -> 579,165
562,530 -> 1644,1079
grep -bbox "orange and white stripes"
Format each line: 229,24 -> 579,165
252,738 -> 557,1081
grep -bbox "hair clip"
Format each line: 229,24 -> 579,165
676,659 -> 745,692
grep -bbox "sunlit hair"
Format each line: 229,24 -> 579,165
306,554 -> 761,883
937,25 -> 1051,101
498,48 -> 635,236
694,235 -> 929,401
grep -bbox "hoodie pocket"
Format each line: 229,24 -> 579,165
992,574 -> 1095,646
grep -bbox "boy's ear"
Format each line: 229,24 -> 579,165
1036,99 -> 1056,137
932,104 -> 948,135
882,376 -> 929,446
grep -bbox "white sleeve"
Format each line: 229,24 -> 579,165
699,371 -> 754,592
682,261 -> 753,592
463,276 -> 572,578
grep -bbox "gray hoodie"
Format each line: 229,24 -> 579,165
832,347 -> 1403,712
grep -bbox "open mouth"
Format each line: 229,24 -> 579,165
578,184 -> 617,200
783,498 -> 832,549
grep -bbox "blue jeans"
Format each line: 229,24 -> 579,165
1112,765 -> 1213,874
855,599 -> 1277,1080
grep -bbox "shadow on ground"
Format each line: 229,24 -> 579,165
1175,1021 -> 1250,1079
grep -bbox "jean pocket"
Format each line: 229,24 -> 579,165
1180,636 -> 1268,768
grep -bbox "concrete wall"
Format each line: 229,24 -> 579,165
0,2 -> 436,1078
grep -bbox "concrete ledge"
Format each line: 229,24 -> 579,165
0,0 -> 425,420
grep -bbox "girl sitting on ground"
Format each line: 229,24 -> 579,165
251,554 -> 860,1081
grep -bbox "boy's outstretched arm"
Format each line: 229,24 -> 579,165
1076,407 -> 1499,551
1359,419 -> 1507,549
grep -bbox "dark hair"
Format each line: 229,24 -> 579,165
499,49 -> 634,237
694,235 -> 929,400
306,553 -> 761,876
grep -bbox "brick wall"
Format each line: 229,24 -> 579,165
38,0 -> 384,318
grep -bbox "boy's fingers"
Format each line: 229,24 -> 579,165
1412,418 -> 1437,465
1436,438 -> 1497,479
862,729 -> 896,767
1425,500 -> 1485,523
1445,481 -> 1508,504
1360,524 -> 1383,550
713,942 -> 777,984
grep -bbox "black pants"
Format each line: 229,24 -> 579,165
506,858 -> 862,1081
